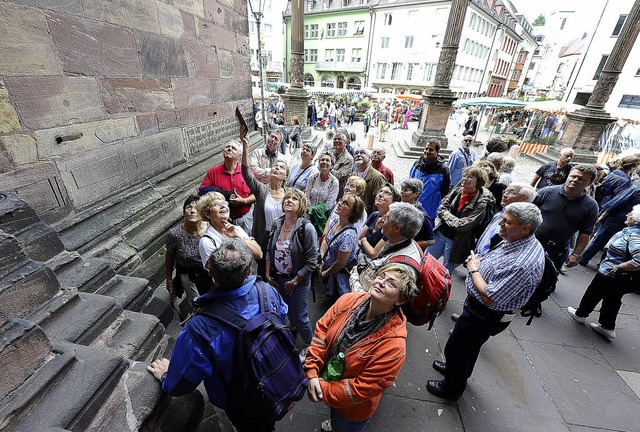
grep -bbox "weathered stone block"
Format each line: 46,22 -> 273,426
55,130 -> 186,209
204,0 -> 234,29
211,77 -> 241,102
5,77 -> 106,130
83,0 -> 161,34
0,319 -> 51,402
173,79 -> 213,107
10,0 -> 84,15
33,118 -> 138,160
218,50 -> 235,79
1,134 -> 37,166
0,3 -> 63,76
184,42 -> 220,79
181,113 -> 237,158
180,10 -> 198,41
136,113 -> 161,136
156,111 -> 181,130
47,12 -> 142,77
157,2 -> 184,38
173,0 -> 205,18
101,78 -> 174,115
0,265 -> 60,320
0,193 -> 40,234
0,81 -> 21,134
195,17 -> 236,51
138,33 -> 189,78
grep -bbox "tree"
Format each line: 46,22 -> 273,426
533,14 -> 546,26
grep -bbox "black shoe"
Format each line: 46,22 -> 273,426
432,360 -> 446,374
426,380 -> 456,399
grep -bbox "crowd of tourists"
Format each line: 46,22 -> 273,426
149,118 -> 640,432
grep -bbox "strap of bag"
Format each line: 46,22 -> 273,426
322,225 -> 357,261
291,165 -> 311,188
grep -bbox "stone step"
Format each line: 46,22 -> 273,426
13,220 -> 66,263
0,263 -> 60,320
31,290 -> 123,346
0,340 -> 128,431
91,310 -> 164,361
55,256 -> 116,294
141,283 -> 175,328
0,319 -> 51,401
0,192 -> 40,235
523,152 -> 555,165
0,231 -> 29,278
95,274 -> 153,312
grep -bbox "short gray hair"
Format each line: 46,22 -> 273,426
226,140 -> 243,157
207,239 -> 254,290
507,182 -> 536,203
486,152 -> 504,165
502,156 -> 516,171
560,147 -> 575,156
400,178 -> 424,195
628,204 -> 640,225
386,202 -> 424,239
504,202 -> 542,233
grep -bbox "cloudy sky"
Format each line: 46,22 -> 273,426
511,0 -> 609,33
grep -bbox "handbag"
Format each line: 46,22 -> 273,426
172,274 -> 185,298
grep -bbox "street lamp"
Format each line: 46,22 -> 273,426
248,0 -> 268,147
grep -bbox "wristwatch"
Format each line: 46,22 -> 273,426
469,270 -> 480,275
292,280 -> 299,287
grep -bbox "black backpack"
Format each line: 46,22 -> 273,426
194,280 -> 307,422
520,253 -> 558,325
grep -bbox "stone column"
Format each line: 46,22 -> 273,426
283,0 -> 310,137
411,0 -> 470,149
559,0 -> 640,153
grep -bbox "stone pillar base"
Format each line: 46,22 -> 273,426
283,87 -> 310,138
559,107 -> 613,152
412,87 -> 456,149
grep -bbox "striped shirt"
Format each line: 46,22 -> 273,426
467,234 -> 545,311
599,225 -> 640,276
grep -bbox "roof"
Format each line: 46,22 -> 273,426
559,33 -> 588,57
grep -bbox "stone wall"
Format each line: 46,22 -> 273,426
0,0 -> 256,280
0,0 -> 253,223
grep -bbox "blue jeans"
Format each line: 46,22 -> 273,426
427,231 -> 460,274
275,276 -> 313,345
330,116 -> 338,130
330,408 -> 369,432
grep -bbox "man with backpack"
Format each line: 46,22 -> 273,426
147,239 -> 306,432
426,203 -> 545,399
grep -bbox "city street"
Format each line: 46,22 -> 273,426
271,119 -> 640,432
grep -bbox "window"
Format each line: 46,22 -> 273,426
336,49 -> 345,62
337,22 -> 348,36
309,49 -> 318,61
310,24 -> 319,38
407,63 -> 416,80
535,35 -> 544,42
376,63 -> 387,79
517,52 -> 525,63
593,55 -> 609,80
381,37 -> 389,48
321,75 -> 334,87
470,13 -> 476,27
351,48 -> 362,62
304,49 -> 309,62
249,21 -> 256,33
327,23 -> 336,37
325,49 -> 334,61
384,13 -> 392,25
560,17 -> 566,30
265,51 -> 273,63
304,74 -> 315,86
354,20 -> 365,36
612,15 -> 627,37
405,36 -> 414,48
304,25 -> 309,38
511,70 -> 519,80
391,62 -> 401,80
264,24 -> 272,35
618,94 -> 640,109
529,62 -> 536,70
533,48 -> 540,56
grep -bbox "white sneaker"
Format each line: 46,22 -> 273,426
321,419 -> 332,432
589,322 -> 616,339
567,307 -> 586,324
299,347 -> 308,364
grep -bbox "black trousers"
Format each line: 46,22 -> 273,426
576,272 -> 637,330
444,296 -> 512,396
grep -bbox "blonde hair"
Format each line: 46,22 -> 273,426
346,176 -> 366,196
281,189 -> 308,217
196,192 -> 226,221
374,263 -> 419,304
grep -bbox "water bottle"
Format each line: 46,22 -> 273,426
322,352 -> 346,382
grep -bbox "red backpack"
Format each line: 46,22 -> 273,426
386,247 -> 452,329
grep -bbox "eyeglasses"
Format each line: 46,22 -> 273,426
374,273 -> 400,290
210,202 -> 229,210
463,139 -> 473,143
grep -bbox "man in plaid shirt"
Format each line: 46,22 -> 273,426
426,202 -> 545,399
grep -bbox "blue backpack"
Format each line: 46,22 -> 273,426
195,280 -> 307,422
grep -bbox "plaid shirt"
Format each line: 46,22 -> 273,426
467,234 -> 545,311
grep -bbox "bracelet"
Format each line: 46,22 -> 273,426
469,270 -> 480,275
570,253 -> 582,259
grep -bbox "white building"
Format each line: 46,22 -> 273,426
565,0 -> 640,119
247,0 -> 289,85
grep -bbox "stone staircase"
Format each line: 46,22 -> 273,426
391,137 -> 453,160
0,193 -> 203,431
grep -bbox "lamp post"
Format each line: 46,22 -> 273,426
248,0 -> 267,147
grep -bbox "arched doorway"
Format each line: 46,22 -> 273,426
336,75 -> 345,89
321,75 -> 334,87
346,76 -> 361,90
304,73 -> 315,87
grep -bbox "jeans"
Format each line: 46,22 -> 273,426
579,227 -> 617,265
275,276 -> 313,345
330,116 -> 338,130
427,231 -> 460,274
576,272 -> 637,330
330,408 -> 369,432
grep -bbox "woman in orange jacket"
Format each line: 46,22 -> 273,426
304,263 -> 419,432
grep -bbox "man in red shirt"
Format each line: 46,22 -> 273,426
371,147 -> 394,185
199,140 -> 256,233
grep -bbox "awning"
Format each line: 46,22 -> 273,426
453,97 -> 526,108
